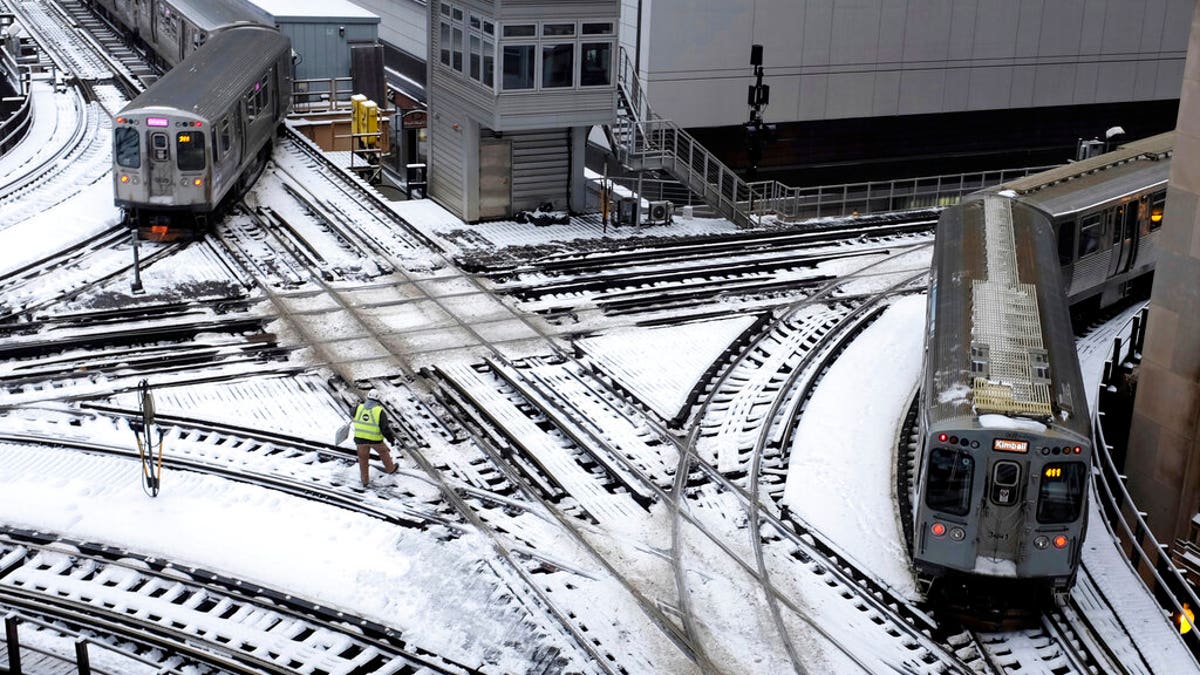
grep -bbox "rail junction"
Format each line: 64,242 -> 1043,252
0,1 -> 1196,673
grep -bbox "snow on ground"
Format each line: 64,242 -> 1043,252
0,83 -> 73,188
385,195 -> 742,254
782,294 -> 926,599
110,373 -> 343,441
1080,497 -> 1196,670
0,178 -> 122,277
574,315 -> 757,421
0,442 -> 570,672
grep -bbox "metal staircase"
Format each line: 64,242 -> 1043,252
608,49 -> 1054,226
611,49 -> 760,226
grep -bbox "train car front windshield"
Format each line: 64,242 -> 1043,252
925,447 -> 975,516
176,132 -> 206,171
1036,462 -> 1087,523
115,127 -> 140,168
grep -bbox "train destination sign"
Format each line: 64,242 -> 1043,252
993,438 -> 1029,453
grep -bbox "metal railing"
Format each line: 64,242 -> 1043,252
610,47 -> 1057,225
0,90 -> 31,155
1090,309 -> 1200,661
290,77 -> 357,113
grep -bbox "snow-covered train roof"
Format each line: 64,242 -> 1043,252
923,195 -> 1090,437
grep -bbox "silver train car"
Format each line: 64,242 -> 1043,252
998,132 -> 1171,310
913,194 -> 1092,612
113,25 -> 291,237
88,0 -> 271,69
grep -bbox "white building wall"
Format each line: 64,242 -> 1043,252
350,0 -> 428,58
629,0 -> 1192,129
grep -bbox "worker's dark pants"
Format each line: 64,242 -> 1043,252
355,441 -> 397,486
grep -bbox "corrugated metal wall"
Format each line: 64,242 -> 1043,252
284,22 -> 377,80
430,110 -> 466,217
508,129 -> 570,211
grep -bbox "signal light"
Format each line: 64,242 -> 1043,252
1053,535 -> 1068,549
193,178 -> 203,186
938,433 -> 948,442
931,523 -> 946,537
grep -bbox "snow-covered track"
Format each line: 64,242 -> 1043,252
670,272 -> 957,673
0,235 -> 189,323
406,376 -> 708,673
0,85 -> 117,228
0,305 -> 293,403
0,527 -> 477,674
489,218 -> 935,321
53,0 -> 156,91
10,0 -> 145,95
276,128 -> 444,261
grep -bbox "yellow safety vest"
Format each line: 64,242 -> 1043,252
353,404 -> 384,441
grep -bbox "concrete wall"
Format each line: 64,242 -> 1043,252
1126,0 -> 1200,544
624,0 -> 1192,129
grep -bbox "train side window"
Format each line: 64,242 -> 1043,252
256,75 -> 270,112
924,447 -> 974,516
1036,462 -> 1086,523
220,118 -> 231,155
1150,191 -> 1166,231
176,131 -> 205,171
114,127 -> 140,168
1057,220 -> 1075,264
1077,214 -> 1102,258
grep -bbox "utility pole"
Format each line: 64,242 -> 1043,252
745,44 -> 775,181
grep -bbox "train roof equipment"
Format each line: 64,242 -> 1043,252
926,194 -> 1089,436
117,24 -> 291,122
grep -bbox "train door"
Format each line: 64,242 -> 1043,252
976,460 -> 1023,564
1108,201 -> 1140,277
148,130 -> 173,198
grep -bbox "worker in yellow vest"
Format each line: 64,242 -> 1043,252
351,388 -> 398,487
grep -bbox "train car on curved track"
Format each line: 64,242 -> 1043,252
113,24 -> 291,237
997,132 -> 1172,311
89,0 -> 271,69
913,193 -> 1093,621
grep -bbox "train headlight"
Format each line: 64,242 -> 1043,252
949,527 -> 965,541
1034,536 -> 1049,549
193,178 -> 203,186
931,523 -> 946,537
1053,535 -> 1069,549
119,175 -> 129,183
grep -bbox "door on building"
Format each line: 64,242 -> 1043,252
479,138 -> 512,220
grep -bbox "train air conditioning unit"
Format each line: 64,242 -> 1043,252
647,200 -> 673,225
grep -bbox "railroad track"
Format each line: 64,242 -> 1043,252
490,223 -> 935,324
0,527 -> 476,674
417,251 -> 984,672
0,401 -> 642,671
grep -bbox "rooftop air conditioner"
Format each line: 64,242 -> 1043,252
647,200 -> 673,225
